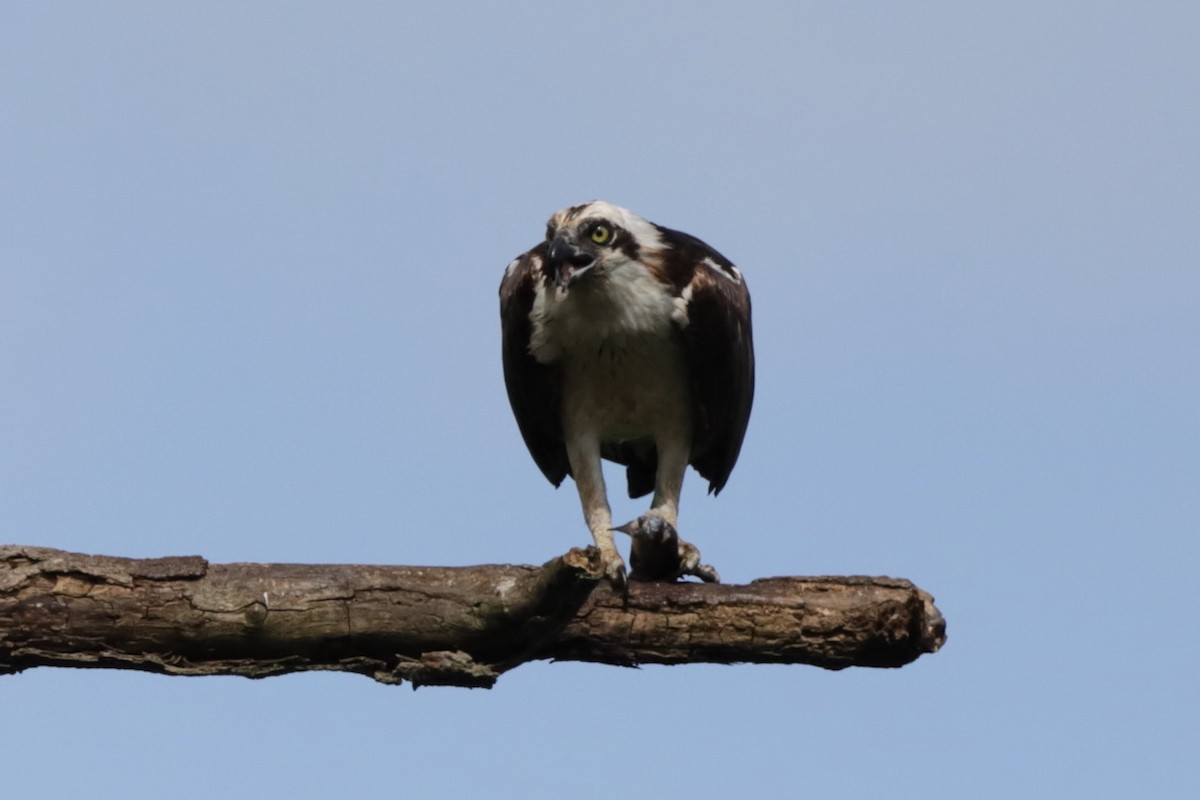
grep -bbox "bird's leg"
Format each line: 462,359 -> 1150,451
648,437 -> 688,529
652,439 -> 718,581
565,436 -> 626,590
613,439 -> 719,583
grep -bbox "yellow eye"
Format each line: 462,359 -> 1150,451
590,224 -> 611,244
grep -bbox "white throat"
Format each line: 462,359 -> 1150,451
529,262 -> 676,364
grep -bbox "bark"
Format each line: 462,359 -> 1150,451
0,544 -> 945,688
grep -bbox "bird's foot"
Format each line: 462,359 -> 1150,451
674,539 -> 720,583
595,546 -> 628,595
612,514 -> 720,584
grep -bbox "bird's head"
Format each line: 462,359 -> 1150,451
542,201 -> 661,296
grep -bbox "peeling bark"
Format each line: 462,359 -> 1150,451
0,545 -> 945,688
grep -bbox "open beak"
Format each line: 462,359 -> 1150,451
546,236 -> 595,292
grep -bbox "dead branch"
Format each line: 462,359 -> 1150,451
0,544 -> 945,688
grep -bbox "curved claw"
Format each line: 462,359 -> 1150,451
598,549 -> 628,596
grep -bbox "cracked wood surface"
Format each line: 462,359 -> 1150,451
0,545 -> 945,688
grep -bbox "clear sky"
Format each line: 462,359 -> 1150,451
2,2 -> 1196,797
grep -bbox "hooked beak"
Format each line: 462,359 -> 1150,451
546,235 -> 595,292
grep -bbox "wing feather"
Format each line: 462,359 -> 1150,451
658,228 -> 755,495
499,244 -> 570,487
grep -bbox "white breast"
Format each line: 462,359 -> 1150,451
529,262 -> 677,362
529,263 -> 691,445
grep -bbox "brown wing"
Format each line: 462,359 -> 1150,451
498,243 -> 570,487
658,228 -> 755,495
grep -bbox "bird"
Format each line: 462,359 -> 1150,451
499,201 -> 754,589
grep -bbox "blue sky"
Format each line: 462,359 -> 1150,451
2,2 -> 1196,797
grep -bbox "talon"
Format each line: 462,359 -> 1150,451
672,540 -> 720,582
609,562 -> 627,594
598,550 -> 628,595
676,541 -> 701,574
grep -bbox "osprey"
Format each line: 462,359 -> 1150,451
499,201 -> 753,588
